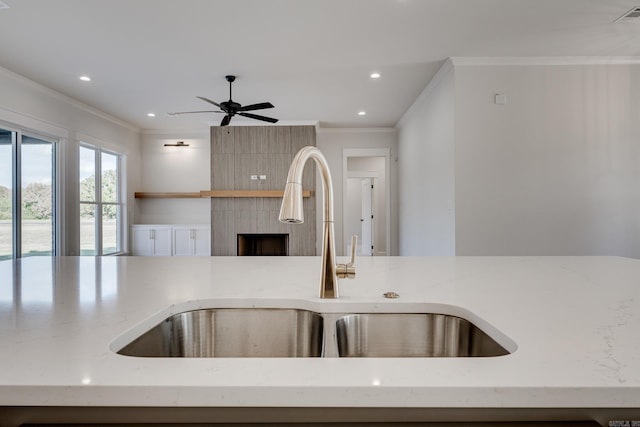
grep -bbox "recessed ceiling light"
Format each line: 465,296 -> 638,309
79,75 -> 91,82
147,113 -> 156,117
370,72 -> 381,79
358,111 -> 366,116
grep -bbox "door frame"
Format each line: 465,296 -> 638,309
0,122 -> 61,259
342,148 -> 390,256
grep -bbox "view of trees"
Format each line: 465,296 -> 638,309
80,169 -> 118,219
0,186 -> 10,220
0,169 -> 117,221
0,183 -> 51,220
23,183 -> 52,219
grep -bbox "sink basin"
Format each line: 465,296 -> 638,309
335,313 -> 510,357
117,308 -> 323,357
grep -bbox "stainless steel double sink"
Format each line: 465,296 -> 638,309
116,307 -> 513,358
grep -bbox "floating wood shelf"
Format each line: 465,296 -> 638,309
200,190 -> 312,198
134,192 -> 202,199
135,190 -> 313,199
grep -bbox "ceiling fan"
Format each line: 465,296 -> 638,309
168,75 -> 278,126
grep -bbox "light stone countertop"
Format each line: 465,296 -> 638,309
0,256 -> 639,422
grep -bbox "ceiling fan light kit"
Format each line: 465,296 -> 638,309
168,75 -> 278,127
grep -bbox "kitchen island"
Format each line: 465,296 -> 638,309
0,255 -> 639,426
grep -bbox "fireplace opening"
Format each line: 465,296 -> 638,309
237,234 -> 289,256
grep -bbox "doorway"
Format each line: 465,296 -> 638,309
343,149 -> 390,256
0,127 -> 57,260
345,174 -> 377,256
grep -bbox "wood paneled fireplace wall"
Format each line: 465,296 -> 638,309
210,126 -> 316,256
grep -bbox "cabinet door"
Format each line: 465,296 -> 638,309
131,227 -> 152,256
152,227 -> 173,256
172,228 -> 193,257
192,227 -> 211,256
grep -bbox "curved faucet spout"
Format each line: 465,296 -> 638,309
279,146 -> 342,298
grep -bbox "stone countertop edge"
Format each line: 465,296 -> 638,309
0,255 -> 639,409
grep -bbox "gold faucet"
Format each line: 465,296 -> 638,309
279,146 -> 356,298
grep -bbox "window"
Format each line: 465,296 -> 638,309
79,145 -> 123,255
0,127 -> 56,260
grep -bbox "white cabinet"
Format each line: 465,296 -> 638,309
131,225 -> 173,256
131,224 -> 210,256
172,226 -> 211,256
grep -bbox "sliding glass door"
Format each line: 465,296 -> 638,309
0,129 -> 14,260
20,135 -> 54,257
0,127 -> 56,260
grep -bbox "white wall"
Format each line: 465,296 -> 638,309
0,66 -> 141,255
396,61 -> 456,256
137,131 -> 211,224
454,62 -> 640,257
317,128 -> 398,256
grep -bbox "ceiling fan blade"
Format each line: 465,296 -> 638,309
220,115 -> 231,126
238,102 -> 274,112
167,110 -> 222,115
196,96 -> 222,108
238,112 -> 278,123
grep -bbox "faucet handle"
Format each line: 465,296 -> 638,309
348,234 -> 357,265
337,235 -> 357,279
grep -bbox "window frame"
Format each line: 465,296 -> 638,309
79,143 -> 125,256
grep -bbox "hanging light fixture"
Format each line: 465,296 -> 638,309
164,141 -> 189,147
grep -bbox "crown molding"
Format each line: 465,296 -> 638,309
140,128 -> 209,137
449,56 -> 640,66
141,121 -> 320,135
0,65 -> 140,133
316,127 -> 396,134
216,119 -> 318,127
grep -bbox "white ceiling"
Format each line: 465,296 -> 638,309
1,0 -> 640,131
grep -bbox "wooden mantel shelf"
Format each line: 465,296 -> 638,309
135,190 -> 313,199
200,190 -> 313,198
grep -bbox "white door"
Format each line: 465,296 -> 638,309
360,178 -> 373,256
